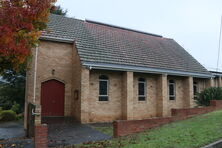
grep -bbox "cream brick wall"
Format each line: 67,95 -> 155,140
183,77 -> 194,108
80,67 -> 90,123
193,78 -> 207,92
26,48 -> 36,104
219,77 -> 222,87
214,78 -> 219,87
71,43 -> 82,121
122,71 -> 134,120
206,78 -> 214,88
156,74 -> 168,117
24,46 -> 37,128
25,41 -> 211,124
212,77 -> 222,87
165,76 -> 189,116
85,72 -> 208,122
87,70 -> 123,122
78,70 -> 209,122
133,73 -> 157,119
26,41 -> 76,118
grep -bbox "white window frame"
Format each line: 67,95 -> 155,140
169,80 -> 176,100
99,77 -> 109,101
138,78 -> 146,101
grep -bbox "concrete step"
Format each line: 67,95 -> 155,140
41,116 -> 76,124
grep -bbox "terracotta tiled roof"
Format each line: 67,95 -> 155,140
41,14 -> 211,77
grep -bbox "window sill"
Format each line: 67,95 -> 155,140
137,100 -> 148,103
96,100 -> 110,104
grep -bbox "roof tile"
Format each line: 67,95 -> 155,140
41,14 -> 210,76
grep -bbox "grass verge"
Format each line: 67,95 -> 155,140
94,126 -> 113,136
69,110 -> 222,148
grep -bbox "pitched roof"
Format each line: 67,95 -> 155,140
41,14 -> 212,78
210,71 -> 222,77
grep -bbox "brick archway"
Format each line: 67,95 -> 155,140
41,79 -> 65,117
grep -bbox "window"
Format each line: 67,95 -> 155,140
169,79 -> 176,100
193,81 -> 198,97
99,75 -> 109,101
138,78 -> 146,101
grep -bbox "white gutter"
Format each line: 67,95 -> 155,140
83,62 -> 213,78
210,72 -> 222,77
33,46 -> 39,103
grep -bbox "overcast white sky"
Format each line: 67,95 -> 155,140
56,0 -> 222,71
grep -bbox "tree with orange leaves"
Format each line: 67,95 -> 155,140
0,0 -> 56,73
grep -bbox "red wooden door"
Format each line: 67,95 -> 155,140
41,79 -> 65,116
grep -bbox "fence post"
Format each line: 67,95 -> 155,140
35,124 -> 48,148
34,105 -> 48,148
113,121 -> 119,138
26,103 -> 35,137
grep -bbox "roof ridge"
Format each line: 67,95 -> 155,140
50,13 -> 85,22
85,19 -> 163,38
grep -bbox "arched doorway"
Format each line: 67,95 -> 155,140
41,79 -> 65,116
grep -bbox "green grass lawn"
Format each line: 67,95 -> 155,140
93,125 -> 113,136
70,110 -> 222,148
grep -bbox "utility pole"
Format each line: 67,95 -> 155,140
216,15 -> 222,71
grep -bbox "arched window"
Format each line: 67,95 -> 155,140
138,78 -> 146,101
99,75 -> 109,101
193,81 -> 198,97
169,79 -> 176,100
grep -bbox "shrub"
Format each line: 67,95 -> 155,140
195,87 -> 222,106
16,113 -> 24,120
11,102 -> 21,114
0,110 -> 17,121
0,69 -> 25,113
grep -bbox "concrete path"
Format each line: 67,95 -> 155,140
0,121 -> 111,147
48,123 -> 112,147
0,121 -> 25,140
201,139 -> 222,148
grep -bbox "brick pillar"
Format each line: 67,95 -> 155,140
206,78 -> 214,88
122,71 -> 134,120
219,77 -> 222,87
156,74 -> 168,117
80,67 -> 90,123
24,101 -> 28,131
35,124 -> 48,148
113,121 -> 120,137
35,105 -> 41,125
34,105 -> 47,148
183,76 -> 194,108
